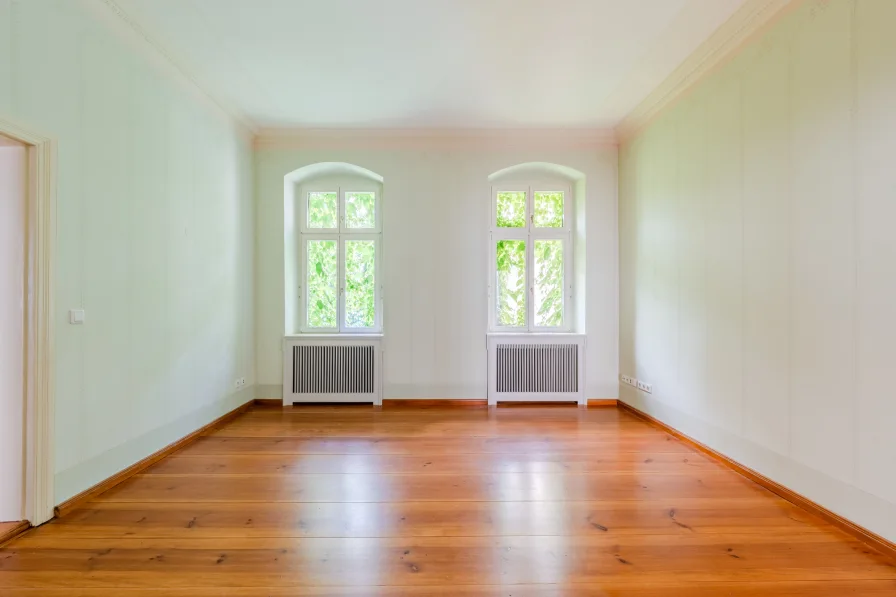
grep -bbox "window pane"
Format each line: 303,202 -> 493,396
307,192 -> 337,229
345,192 -> 376,229
306,240 -> 338,327
534,192 -> 564,228
496,192 -> 527,228
345,240 -> 376,328
534,239 -> 564,327
496,240 -> 526,327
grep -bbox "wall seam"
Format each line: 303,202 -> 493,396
848,0 -> 860,488
739,66 -> 747,438
785,10 -> 795,460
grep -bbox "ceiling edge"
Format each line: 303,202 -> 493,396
615,0 -> 800,143
254,128 -> 619,151
90,0 -> 259,135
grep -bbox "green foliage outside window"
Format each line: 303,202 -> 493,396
496,192 -> 526,228
345,240 -> 376,328
496,240 -> 526,326
345,192 -> 376,229
307,240 -> 338,327
307,192 -> 337,229
534,192 -> 564,228
534,240 -> 564,327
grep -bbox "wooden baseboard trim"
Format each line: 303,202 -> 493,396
587,399 -> 618,407
54,399 -> 255,519
253,398 -> 284,408
0,521 -> 31,548
382,399 -> 489,409
617,400 -> 896,562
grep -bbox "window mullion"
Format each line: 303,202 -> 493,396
337,186 -> 344,332
527,186 -> 534,233
526,231 -> 533,332
338,235 -> 345,333
526,186 -> 533,332
338,186 -> 344,233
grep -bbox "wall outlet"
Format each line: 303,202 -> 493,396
240,377 -> 247,387
637,380 -> 652,393
235,379 -> 241,389
620,374 -> 637,387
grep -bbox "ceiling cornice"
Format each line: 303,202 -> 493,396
89,0 -> 259,135
255,128 -> 618,151
615,0 -> 800,143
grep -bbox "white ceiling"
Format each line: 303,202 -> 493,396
113,0 -> 748,130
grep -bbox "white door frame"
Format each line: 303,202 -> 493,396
0,116 -> 56,525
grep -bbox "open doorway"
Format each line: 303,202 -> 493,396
0,118 -> 54,533
0,133 -> 26,527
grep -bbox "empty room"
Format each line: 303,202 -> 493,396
1,0 -> 895,594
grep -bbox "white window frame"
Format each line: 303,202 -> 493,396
489,183 -> 573,332
299,187 -> 382,333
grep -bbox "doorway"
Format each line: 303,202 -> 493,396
0,116 -> 55,528
0,133 -> 27,524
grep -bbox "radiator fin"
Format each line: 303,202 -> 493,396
292,345 -> 375,395
495,343 -> 579,393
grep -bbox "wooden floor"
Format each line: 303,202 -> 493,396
1,405 -> 894,596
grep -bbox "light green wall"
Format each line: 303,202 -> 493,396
0,0 -> 255,503
619,0 -> 896,541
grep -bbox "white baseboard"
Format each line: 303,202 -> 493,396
384,383 -> 485,399
255,384 -> 283,399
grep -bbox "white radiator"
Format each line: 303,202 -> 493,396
487,334 -> 586,405
283,337 -> 382,405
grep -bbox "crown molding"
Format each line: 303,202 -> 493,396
255,127 -> 618,151
615,0 -> 800,143
88,0 -> 258,135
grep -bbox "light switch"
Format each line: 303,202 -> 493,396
69,309 -> 85,324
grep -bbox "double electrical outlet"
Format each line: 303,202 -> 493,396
620,374 -> 652,394
234,377 -> 247,389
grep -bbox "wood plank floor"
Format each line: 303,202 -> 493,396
1,405 -> 894,596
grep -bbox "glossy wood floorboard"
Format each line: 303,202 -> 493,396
1,406 -> 894,595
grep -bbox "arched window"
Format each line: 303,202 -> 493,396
285,163 -> 383,333
489,164 -> 580,332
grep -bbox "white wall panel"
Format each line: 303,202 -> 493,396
788,0 -> 855,482
619,0 -> 896,541
674,91 -> 708,423
255,144 -> 618,400
854,0 -> 896,505
704,69 -> 744,434
740,20 -> 794,456
0,0 -> 255,503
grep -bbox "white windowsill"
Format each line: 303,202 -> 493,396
286,333 -> 384,340
487,331 -> 584,337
